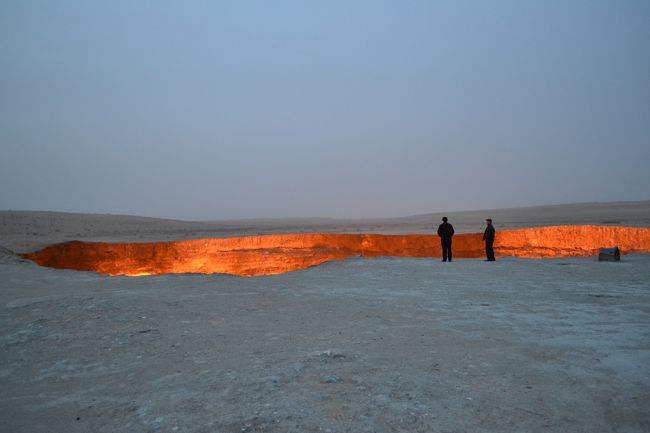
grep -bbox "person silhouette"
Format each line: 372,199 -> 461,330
437,217 -> 455,262
483,218 -> 496,261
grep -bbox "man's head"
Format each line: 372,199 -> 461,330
442,217 -> 448,222
486,218 -> 492,224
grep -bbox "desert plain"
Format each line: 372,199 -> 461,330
1,201 -> 650,432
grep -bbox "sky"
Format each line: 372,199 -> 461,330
1,0 -> 649,220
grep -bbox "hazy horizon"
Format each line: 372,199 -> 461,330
2,1 -> 649,220
2,199 -> 649,223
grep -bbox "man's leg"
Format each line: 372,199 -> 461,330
486,240 -> 495,261
441,241 -> 447,261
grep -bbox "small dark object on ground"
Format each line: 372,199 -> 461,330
598,247 -> 621,262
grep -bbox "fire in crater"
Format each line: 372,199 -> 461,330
21,226 -> 650,277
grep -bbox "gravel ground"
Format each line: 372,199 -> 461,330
1,251 -> 649,433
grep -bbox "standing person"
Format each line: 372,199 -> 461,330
437,217 -> 455,262
483,218 -> 496,261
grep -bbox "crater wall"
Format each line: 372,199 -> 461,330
22,226 -> 650,276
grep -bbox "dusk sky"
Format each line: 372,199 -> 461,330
1,1 -> 649,220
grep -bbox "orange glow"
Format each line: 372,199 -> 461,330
21,225 -> 650,277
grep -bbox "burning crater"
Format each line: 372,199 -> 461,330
22,226 -> 650,277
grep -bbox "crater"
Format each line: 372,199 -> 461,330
21,226 -> 650,277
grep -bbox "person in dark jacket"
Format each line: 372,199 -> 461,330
483,218 -> 496,261
437,217 -> 455,262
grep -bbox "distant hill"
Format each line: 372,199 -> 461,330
205,200 -> 650,232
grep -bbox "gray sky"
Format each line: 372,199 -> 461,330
1,1 -> 649,220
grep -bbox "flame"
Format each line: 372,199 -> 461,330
21,225 -> 650,277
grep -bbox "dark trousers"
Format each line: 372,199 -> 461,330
441,238 -> 452,261
485,240 -> 495,261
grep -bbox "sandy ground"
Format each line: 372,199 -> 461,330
1,202 -> 650,432
2,254 -> 649,433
